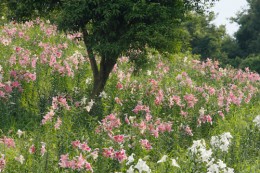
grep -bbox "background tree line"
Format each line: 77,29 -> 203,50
180,0 -> 260,73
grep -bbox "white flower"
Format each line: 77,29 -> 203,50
129,116 -> 136,124
200,149 -> 212,163
85,78 -> 92,85
85,106 -> 91,112
184,57 -> 188,62
81,97 -> 87,105
223,168 -> 234,173
88,99 -> 95,107
126,153 -> 135,165
17,129 -> 24,138
99,91 -> 107,98
171,158 -> 180,168
134,159 -> 151,173
207,163 -> 219,173
199,107 -> 206,116
189,139 -> 206,154
210,132 -> 232,152
217,159 -> 226,169
15,155 -> 25,164
157,155 -> 168,163
210,136 -> 219,148
253,115 -> 260,129
85,99 -> 95,112
126,165 -> 134,173
147,70 -> 152,76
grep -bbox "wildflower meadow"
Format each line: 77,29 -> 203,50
0,19 -> 259,173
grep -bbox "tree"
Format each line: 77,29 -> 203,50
233,0 -> 260,57
182,12 -> 228,61
5,0 -> 218,97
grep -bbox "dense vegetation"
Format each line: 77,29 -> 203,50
0,0 -> 259,173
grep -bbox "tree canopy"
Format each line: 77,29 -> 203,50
234,0 -> 260,57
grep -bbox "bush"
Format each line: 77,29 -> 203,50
239,55 -> 260,73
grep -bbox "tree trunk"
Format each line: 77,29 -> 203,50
91,56 -> 116,98
82,27 -> 117,98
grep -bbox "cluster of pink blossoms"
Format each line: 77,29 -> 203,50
0,68 -> 36,99
0,155 -> 5,172
71,140 -> 91,152
102,148 -> 127,163
96,113 -> 121,133
131,103 -> 173,138
59,154 -> 93,172
42,95 -> 70,129
59,139 -> 102,171
0,137 -> 15,148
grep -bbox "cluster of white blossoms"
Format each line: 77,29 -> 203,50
210,132 -> 233,152
253,115 -> 260,129
126,153 -> 151,173
189,133 -> 234,173
126,154 -> 151,173
189,139 -> 213,163
157,155 -> 180,168
125,153 -> 180,173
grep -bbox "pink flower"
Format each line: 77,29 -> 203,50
133,104 -> 143,114
139,121 -> 147,134
41,143 -> 46,156
85,161 -> 93,172
4,85 -> 12,93
155,89 -> 164,105
1,137 -> 15,148
170,95 -> 182,107
113,135 -> 124,143
218,111 -> 225,119
184,125 -> 193,136
54,117 -> 62,129
184,94 -> 198,108
80,142 -> 91,152
9,55 -> 17,66
10,70 -> 17,78
0,155 -> 5,172
31,57 -> 38,68
76,154 -> 85,170
180,110 -> 188,117
145,113 -> 152,121
115,97 -> 123,106
114,149 -> 127,163
11,81 -> 20,88
72,140 -> 81,148
42,109 -> 55,125
100,114 -> 121,132
125,116 -> 130,124
29,145 -> 36,154
164,122 -> 172,132
140,139 -> 152,150
103,147 -> 114,158
116,82 -> 123,90
59,154 -> 69,168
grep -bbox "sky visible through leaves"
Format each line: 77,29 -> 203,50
211,0 -> 249,36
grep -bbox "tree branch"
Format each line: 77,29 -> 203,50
82,27 -> 99,78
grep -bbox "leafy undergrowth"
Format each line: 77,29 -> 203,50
0,20 -> 259,173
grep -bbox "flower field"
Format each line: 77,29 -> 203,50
0,19 -> 259,173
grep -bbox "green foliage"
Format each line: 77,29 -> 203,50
181,12 -> 229,62
234,0 -> 260,57
240,55 -> 260,73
